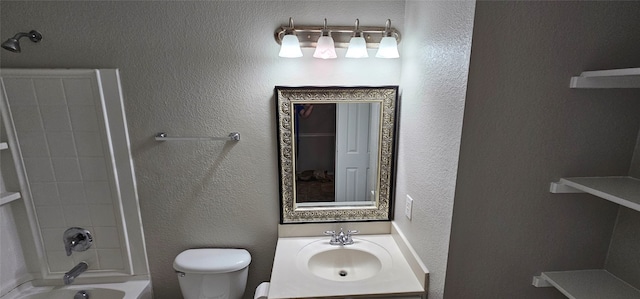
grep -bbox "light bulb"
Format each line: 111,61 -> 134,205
375,36 -> 399,58
279,34 -> 303,58
313,36 -> 337,59
345,36 -> 368,58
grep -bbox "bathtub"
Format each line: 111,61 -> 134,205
1,280 -> 151,299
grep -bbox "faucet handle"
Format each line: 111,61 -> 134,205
324,230 -> 339,244
63,227 -> 93,256
324,230 -> 336,239
344,230 -> 359,244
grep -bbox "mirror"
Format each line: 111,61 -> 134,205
275,86 -> 399,223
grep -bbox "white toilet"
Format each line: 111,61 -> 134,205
173,248 -> 251,299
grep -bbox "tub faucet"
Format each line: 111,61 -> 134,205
74,290 -> 89,299
64,262 -> 88,285
324,228 -> 358,245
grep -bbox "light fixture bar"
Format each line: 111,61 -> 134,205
274,23 -> 401,49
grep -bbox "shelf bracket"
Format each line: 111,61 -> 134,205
531,275 -> 553,288
570,68 -> 640,88
549,181 -> 584,194
532,275 -> 553,288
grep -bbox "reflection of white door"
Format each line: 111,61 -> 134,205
335,103 -> 371,202
367,103 -> 381,201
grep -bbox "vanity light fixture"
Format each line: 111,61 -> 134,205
274,17 -> 401,59
278,18 -> 303,58
313,19 -> 337,59
375,19 -> 399,59
345,19 -> 368,58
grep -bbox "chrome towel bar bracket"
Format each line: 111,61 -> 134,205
155,132 -> 240,142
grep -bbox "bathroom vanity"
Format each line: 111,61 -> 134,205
271,87 -> 427,298
268,222 -> 428,299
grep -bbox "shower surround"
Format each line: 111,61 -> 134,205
0,69 -> 149,293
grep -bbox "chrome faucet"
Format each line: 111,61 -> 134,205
64,262 -> 88,285
74,290 -> 89,299
324,228 -> 358,245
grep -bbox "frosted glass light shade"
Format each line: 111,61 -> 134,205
375,36 -> 399,58
345,37 -> 368,58
279,35 -> 303,58
313,36 -> 337,59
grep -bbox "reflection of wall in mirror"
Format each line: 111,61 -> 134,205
295,104 -> 336,173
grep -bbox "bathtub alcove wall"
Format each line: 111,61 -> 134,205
0,69 -> 149,296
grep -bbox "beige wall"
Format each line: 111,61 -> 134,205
445,2 -> 640,298
1,1 -> 404,298
395,1 -> 476,298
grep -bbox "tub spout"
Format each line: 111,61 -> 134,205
64,262 -> 88,285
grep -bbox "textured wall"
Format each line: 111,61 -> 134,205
394,1 -> 476,298
445,2 -> 640,299
0,1 -> 404,298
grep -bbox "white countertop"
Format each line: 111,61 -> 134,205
268,234 -> 426,299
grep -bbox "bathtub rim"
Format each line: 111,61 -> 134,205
0,279 -> 151,299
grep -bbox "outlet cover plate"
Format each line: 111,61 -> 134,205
405,194 -> 413,220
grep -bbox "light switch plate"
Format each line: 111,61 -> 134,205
405,194 -> 413,220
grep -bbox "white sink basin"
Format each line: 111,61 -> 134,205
297,239 -> 391,282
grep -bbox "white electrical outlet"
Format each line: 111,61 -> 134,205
405,194 -> 413,220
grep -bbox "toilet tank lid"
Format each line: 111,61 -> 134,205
173,248 -> 251,274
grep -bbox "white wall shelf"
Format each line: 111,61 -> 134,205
533,270 -> 640,299
570,67 -> 640,88
539,67 -> 640,299
0,191 -> 21,206
550,177 -> 640,212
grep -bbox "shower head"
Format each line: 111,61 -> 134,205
1,30 -> 42,53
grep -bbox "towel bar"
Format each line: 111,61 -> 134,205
155,132 -> 240,142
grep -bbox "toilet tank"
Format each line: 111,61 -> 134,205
173,248 -> 251,299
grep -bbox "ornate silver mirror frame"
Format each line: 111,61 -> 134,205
275,86 -> 399,223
